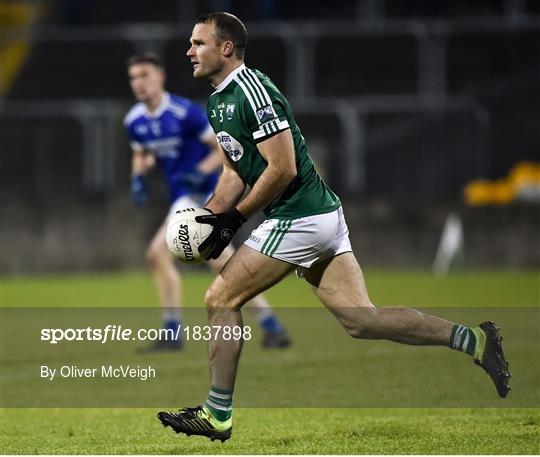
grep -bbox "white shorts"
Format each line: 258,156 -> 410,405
244,206 -> 352,269
166,193 -> 212,221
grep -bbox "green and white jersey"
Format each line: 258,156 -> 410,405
207,64 -> 340,220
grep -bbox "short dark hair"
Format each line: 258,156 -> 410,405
127,52 -> 164,70
196,12 -> 247,59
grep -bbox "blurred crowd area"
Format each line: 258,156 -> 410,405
0,0 -> 539,272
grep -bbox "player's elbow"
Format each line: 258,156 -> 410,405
284,164 -> 297,181
276,163 -> 297,185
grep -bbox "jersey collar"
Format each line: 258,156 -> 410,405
145,92 -> 170,118
214,63 -> 246,93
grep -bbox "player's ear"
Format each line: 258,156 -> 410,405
222,40 -> 234,58
159,69 -> 166,85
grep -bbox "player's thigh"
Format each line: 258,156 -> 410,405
304,252 -> 375,329
206,244 -> 295,309
207,245 -> 235,274
304,252 -> 372,307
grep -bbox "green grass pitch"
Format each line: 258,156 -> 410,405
1,269 -> 539,454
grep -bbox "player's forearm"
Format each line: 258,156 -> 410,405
205,168 -> 246,213
236,164 -> 296,218
236,130 -> 297,218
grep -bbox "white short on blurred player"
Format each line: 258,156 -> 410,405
124,53 -> 290,351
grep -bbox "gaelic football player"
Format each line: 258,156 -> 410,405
158,13 -> 510,441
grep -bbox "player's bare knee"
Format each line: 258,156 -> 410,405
205,281 -> 241,310
145,245 -> 160,267
204,286 -> 218,309
146,243 -> 171,270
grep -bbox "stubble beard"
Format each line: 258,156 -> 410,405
192,60 -> 224,88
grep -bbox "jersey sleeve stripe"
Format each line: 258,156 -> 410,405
252,119 -> 290,140
234,76 -> 261,123
238,71 -> 266,108
124,103 -> 145,126
241,69 -> 268,107
242,69 -> 279,122
236,73 -> 262,108
168,103 -> 188,119
244,69 -> 274,108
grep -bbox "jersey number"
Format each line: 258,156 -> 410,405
211,109 -> 224,123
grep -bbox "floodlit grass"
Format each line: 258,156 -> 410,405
1,408 -> 539,454
1,269 -> 539,454
2,269 -> 539,308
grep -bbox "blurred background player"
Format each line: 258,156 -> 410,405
124,52 -> 290,350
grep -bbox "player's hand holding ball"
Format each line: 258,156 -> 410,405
195,209 -> 247,260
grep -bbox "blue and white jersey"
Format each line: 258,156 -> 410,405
124,92 -> 218,203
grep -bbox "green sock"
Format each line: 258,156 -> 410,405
204,385 -> 233,422
449,324 -> 478,357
